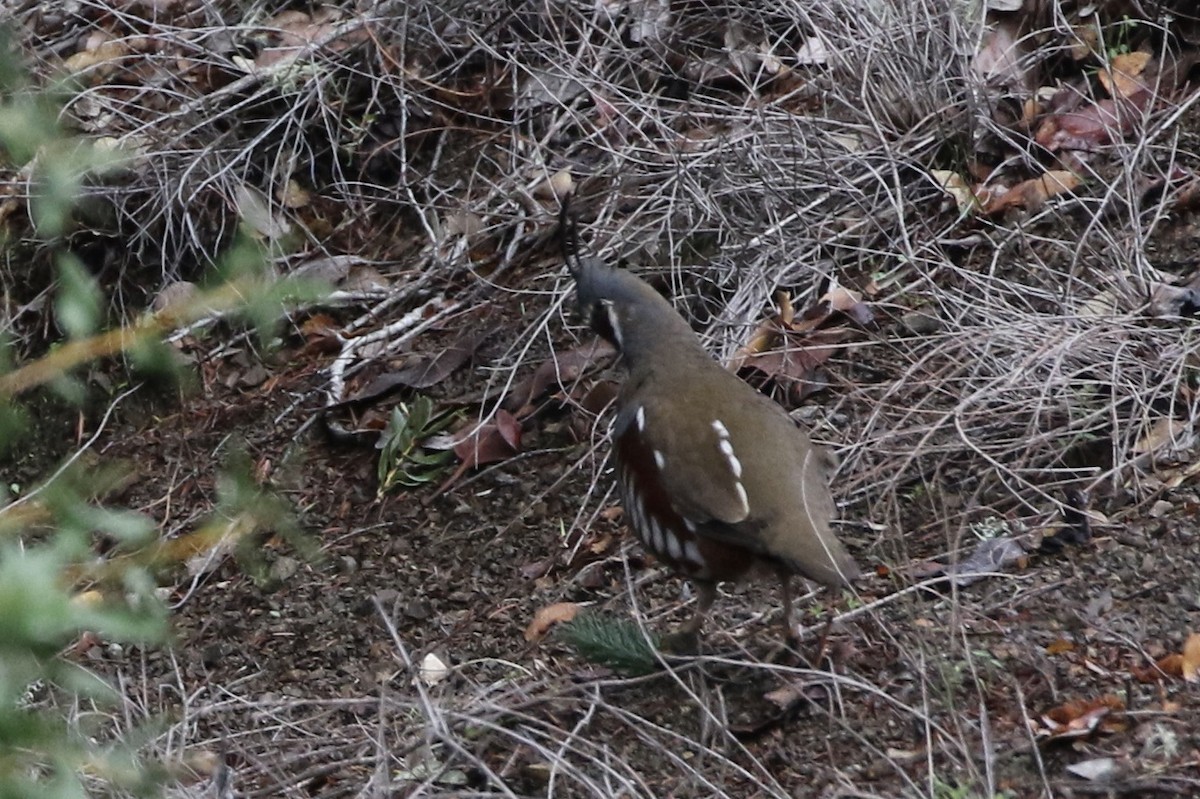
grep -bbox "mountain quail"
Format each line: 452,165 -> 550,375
561,206 -> 860,647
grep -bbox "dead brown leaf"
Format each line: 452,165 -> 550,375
453,410 -> 521,469
931,170 -> 978,214
256,8 -> 366,69
973,16 -> 1029,91
524,602 -> 580,641
791,286 -> 873,333
63,36 -> 131,77
733,333 -> 839,403
587,531 -> 615,555
599,505 -> 624,522
1035,98 -> 1143,153
735,291 -> 797,360
1069,21 -> 1101,61
151,281 -> 199,317
300,313 -> 341,354
578,379 -> 619,416
1182,632 -> 1200,682
1046,638 -> 1076,655
519,555 -> 557,581
1149,282 -> 1200,318
340,329 -> 491,405
730,288 -> 870,401
384,346 -> 478,391
1151,653 -> 1184,680
1098,51 -> 1151,101
532,169 -> 574,200
1141,166 -> 1200,213
1132,417 -> 1193,459
278,179 -> 312,209
983,171 -> 1081,214
430,411 -> 523,498
71,589 -> 105,609
504,340 -> 616,415
763,682 -> 808,711
1036,695 -> 1125,743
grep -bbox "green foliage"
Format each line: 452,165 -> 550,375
0,49 -> 161,799
0,400 -> 28,459
0,28 -> 25,93
53,254 -> 102,340
376,396 -> 457,494
558,611 -> 660,676
0,85 -> 124,236
214,447 -> 314,588
0,89 -> 56,166
0,40 -> 324,798
202,235 -> 330,349
125,336 -> 184,388
1103,15 -> 1138,59
0,491 -> 167,797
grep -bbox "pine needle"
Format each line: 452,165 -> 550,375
558,611 -> 660,676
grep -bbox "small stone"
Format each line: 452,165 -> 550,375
405,600 -> 432,620
1066,757 -> 1116,781
151,281 -> 198,315
201,645 -> 225,668
575,561 -> 607,589
270,556 -> 300,582
1148,500 -> 1173,518
899,310 -> 941,335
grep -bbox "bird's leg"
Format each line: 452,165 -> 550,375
660,581 -> 717,654
778,569 -> 799,645
766,570 -> 812,665
681,580 -> 717,634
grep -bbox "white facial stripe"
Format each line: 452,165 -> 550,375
602,301 -> 623,348
653,449 -> 665,470
635,405 -> 646,432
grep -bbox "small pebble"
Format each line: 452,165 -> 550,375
1148,500 -> 1173,518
